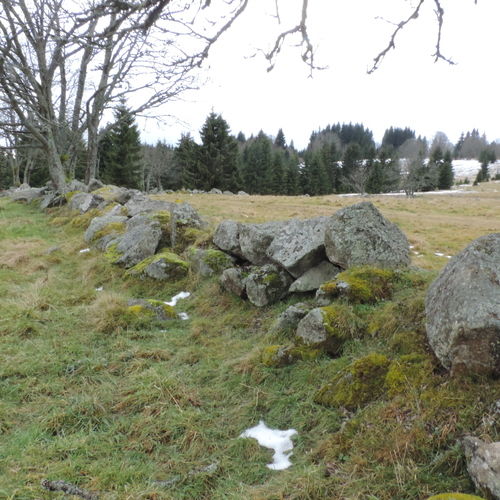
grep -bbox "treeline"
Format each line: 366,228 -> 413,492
1,107 -> 498,194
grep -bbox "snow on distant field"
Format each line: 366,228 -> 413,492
453,159 -> 500,179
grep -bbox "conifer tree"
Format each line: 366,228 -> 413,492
98,102 -> 142,189
274,128 -> 286,149
198,112 -> 239,191
438,150 -> 454,189
174,133 -> 199,189
240,131 -> 272,194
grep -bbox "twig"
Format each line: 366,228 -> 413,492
41,479 -> 99,500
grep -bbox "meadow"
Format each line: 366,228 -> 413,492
0,183 -> 499,499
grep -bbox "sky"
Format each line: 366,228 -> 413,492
137,0 -> 500,149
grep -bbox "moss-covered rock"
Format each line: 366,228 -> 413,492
319,266 -> 396,304
104,242 -> 123,263
261,344 -> 320,367
296,304 -> 365,356
388,330 -> 427,355
127,299 -> 177,321
425,494 -> 487,500
126,250 -> 189,280
314,353 -> 391,409
385,353 -> 434,396
187,247 -> 234,277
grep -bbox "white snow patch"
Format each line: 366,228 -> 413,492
409,245 -> 414,249
164,291 -> 190,307
446,255 -> 452,259
240,421 -> 297,471
79,248 -> 90,253
95,286 -> 103,292
434,252 -> 445,257
178,312 -> 189,321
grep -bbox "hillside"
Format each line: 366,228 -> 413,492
0,186 -> 499,499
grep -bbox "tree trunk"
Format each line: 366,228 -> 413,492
46,136 -> 67,192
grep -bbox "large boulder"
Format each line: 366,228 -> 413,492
324,202 -> 410,269
425,233 -> 500,377
69,192 -> 105,213
220,267 -> 248,298
10,186 -> 46,203
463,436 -> 500,499
92,185 -> 133,205
187,248 -> 235,277
105,215 -> 162,268
245,264 -> 294,307
84,214 -> 128,245
274,302 -> 313,332
39,193 -> 66,209
266,217 -> 329,277
213,220 -> 244,258
127,250 -> 189,280
125,195 -> 203,227
239,221 -> 286,265
289,261 -> 341,293
67,179 -> 88,193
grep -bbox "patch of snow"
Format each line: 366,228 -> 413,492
412,251 -> 420,255
446,255 -> 452,259
79,248 -> 90,253
434,252 -> 445,257
240,420 -> 297,471
164,291 -> 190,307
95,286 -> 103,292
178,312 -> 189,321
409,245 -> 414,249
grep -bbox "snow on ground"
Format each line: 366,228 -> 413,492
164,291 -> 190,307
240,421 -> 297,471
453,159 -> 500,179
79,248 -> 90,253
178,312 -> 189,321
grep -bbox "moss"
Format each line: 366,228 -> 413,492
104,243 -> 123,264
385,354 -> 434,396
261,344 -> 320,367
127,304 -> 152,316
314,353 -> 391,409
202,249 -> 233,271
92,221 -> 126,242
149,210 -> 171,225
69,208 -> 103,228
181,227 -> 212,248
425,495 -> 487,500
127,250 -> 189,276
145,299 -> 177,319
389,330 -> 427,355
320,303 -> 366,354
320,266 -> 396,304
64,190 -> 80,202
367,291 -> 426,337
262,272 -> 280,286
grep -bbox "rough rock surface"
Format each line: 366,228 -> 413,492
67,179 -> 88,193
87,178 -> 105,192
289,261 -> 341,293
39,193 -> 66,209
213,220 -> 243,258
425,233 -> 500,376
324,201 -> 410,269
129,251 -> 189,280
295,308 -> 332,351
109,215 -> 162,267
245,264 -> 294,307
463,436 -> 500,499
93,185 -> 132,204
220,267 -> 248,298
239,221 -> 286,266
84,214 -> 128,243
187,248 -> 235,277
69,192 -> 105,213
266,217 -> 329,277
274,303 -> 313,331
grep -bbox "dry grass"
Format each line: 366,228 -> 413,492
155,181 -> 500,270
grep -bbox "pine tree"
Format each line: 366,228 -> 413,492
274,128 -> 286,149
198,112 -> 239,191
240,131 -> 273,194
174,133 -> 199,189
438,150 -> 454,189
99,102 -> 142,189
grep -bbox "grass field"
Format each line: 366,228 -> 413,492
0,185 -> 499,499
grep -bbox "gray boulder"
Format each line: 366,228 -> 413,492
127,251 -> 189,280
222,191 -> 234,196
10,187 -> 46,203
274,302 -> 313,332
106,215 -> 162,268
237,191 -> 249,196
239,221 -> 286,265
425,233 -> 500,376
91,185 -> 132,204
463,436 -> 500,499
296,308 -> 331,351
220,267 -> 248,298
289,261 -> 341,293
69,192 -> 105,213
324,202 -> 410,269
127,299 -> 177,321
245,264 -> 293,307
267,217 -> 329,277
209,188 -> 222,194
39,193 -> 66,209
213,220 -> 244,258
84,214 -> 128,244
187,248 -> 235,277
67,179 -> 88,193
87,178 -> 105,192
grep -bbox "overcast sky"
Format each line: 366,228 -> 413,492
137,0 -> 500,149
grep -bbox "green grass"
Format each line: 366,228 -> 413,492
0,198 -> 498,499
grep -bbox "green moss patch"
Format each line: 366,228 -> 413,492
261,344 -> 320,367
315,353 -> 391,409
92,221 -> 126,242
426,494 -> 487,500
127,250 -> 189,278
320,266 -> 396,304
104,242 -> 123,264
385,354 -> 434,396
321,303 -> 366,354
